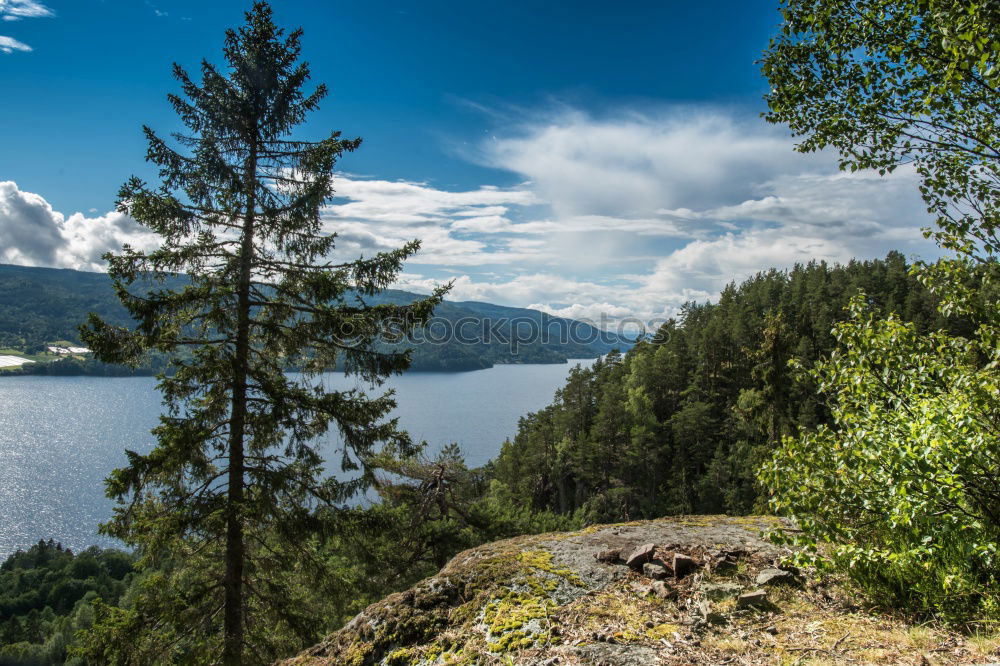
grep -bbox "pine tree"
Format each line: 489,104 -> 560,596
80,4 -> 444,663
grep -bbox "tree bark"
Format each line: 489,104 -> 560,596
223,140 -> 258,666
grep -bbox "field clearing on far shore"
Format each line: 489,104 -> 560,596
0,354 -> 35,368
0,349 -> 52,368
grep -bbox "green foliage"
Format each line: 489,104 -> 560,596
0,265 -> 161,352
0,540 -> 134,665
488,253 -> 960,522
74,532 -> 360,665
762,263 -> 1000,623
763,0 -> 1000,256
762,0 -> 1000,625
72,447 -> 577,664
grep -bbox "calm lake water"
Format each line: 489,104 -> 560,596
0,361 -> 593,559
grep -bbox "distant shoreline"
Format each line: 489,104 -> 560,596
0,356 -> 602,378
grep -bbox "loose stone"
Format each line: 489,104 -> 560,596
595,548 -> 622,563
737,590 -> 769,609
756,568 -> 797,587
673,553 -> 697,579
643,562 -> 668,579
625,543 -> 657,569
651,581 -> 673,599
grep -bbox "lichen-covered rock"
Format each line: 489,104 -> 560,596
642,562 -> 667,580
278,515 -> 995,665
700,581 -> 742,601
278,516 -> 784,666
595,548 -> 622,564
736,590 -> 769,609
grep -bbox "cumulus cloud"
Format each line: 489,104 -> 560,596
318,107 -> 942,326
0,182 -> 64,264
321,171 -> 697,273
458,108 -> 939,323
636,166 -> 936,305
1,105 -> 943,327
658,168 -> 927,231
481,107 -> 829,218
395,272 -> 628,313
644,230 -> 870,298
393,271 -> 692,332
0,182 -> 158,271
528,301 -> 636,323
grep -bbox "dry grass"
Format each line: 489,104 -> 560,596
967,629 -> 1000,659
680,584 -> 995,665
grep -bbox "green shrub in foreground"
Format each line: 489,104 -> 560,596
762,262 -> 1000,624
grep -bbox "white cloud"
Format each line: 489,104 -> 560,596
482,107 -> 829,218
143,1 -> 168,18
321,172 -> 696,272
393,271 -> 683,332
451,108 -> 938,322
57,210 -> 160,272
636,166 -> 935,303
0,0 -> 52,53
0,34 -> 30,52
453,206 -> 509,218
488,214 -> 690,237
659,167 -> 927,230
323,175 -> 548,266
0,182 -> 158,271
450,215 -> 511,233
318,108 -> 941,326
395,273 -> 624,309
329,177 -> 535,225
528,301 -> 635,323
0,182 -> 64,265
0,0 -> 53,20
1,105 -> 943,328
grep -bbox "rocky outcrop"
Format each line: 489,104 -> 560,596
280,516 -> 1000,665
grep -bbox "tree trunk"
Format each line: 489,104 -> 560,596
223,141 -> 258,666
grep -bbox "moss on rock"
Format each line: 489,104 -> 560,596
279,516 -> 998,665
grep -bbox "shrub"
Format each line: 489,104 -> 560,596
762,261 -> 1000,624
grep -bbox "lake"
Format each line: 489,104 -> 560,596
0,361 -> 593,559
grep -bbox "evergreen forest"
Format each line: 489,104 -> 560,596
488,251 -> 983,520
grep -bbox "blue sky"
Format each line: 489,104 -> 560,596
0,0 -> 938,325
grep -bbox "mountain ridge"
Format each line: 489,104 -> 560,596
0,263 -> 631,373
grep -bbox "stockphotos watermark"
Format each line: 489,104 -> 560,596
335,313 -> 671,354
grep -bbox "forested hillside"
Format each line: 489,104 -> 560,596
487,252 -> 982,521
0,541 -> 133,665
0,264 -> 628,372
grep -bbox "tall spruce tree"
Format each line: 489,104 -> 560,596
80,4 -> 443,664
